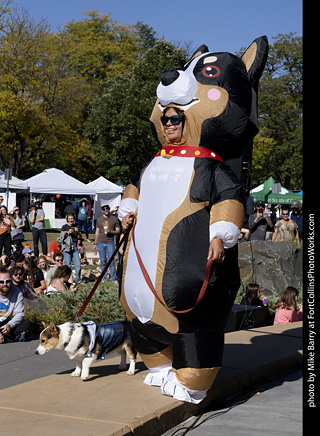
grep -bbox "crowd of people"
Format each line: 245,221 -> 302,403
241,199 -> 303,246
0,194 -> 122,343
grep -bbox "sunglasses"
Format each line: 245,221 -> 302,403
0,279 -> 12,284
161,115 -> 181,126
101,206 -> 109,210
55,259 -> 64,263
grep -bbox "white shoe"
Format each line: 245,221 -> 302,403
161,370 -> 208,404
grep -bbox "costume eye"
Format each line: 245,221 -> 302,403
41,339 -> 46,344
202,65 -> 220,78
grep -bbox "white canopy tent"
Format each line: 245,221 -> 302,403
0,169 -> 28,210
26,168 -> 95,195
0,170 -> 28,190
25,168 -> 96,229
87,176 -> 122,220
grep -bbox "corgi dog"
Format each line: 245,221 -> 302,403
35,320 -> 137,380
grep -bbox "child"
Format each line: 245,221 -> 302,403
274,286 -> 303,325
77,237 -> 88,265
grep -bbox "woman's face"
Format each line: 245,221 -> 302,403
62,274 -> 71,282
281,210 -> 289,221
38,259 -> 46,269
67,215 -> 75,226
1,206 -> 7,215
163,108 -> 183,143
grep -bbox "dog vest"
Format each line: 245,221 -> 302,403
84,321 -> 124,359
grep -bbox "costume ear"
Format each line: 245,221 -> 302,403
241,36 -> 268,89
189,44 -> 209,61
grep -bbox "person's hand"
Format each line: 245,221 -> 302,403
207,238 -> 225,262
298,303 -> 303,311
122,213 -> 135,231
0,332 -> 4,343
0,324 -> 11,336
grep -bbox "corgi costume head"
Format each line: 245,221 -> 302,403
150,36 -> 268,161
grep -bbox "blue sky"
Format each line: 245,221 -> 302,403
15,0 -> 302,54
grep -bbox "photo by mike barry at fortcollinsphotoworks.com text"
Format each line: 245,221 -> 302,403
304,213 -> 317,423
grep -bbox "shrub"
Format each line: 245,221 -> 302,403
25,281 -> 126,332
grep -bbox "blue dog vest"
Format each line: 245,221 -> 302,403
84,321 -> 124,360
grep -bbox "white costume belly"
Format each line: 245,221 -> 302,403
124,156 -> 195,323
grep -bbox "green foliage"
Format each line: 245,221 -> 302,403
25,281 -> 126,332
0,3 -> 157,181
254,33 -> 302,190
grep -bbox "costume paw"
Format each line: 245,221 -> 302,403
144,363 -> 172,387
161,370 -> 207,404
71,369 -> 81,377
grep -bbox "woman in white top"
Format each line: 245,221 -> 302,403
46,265 -> 77,295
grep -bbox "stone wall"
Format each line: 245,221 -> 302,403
238,241 -> 302,297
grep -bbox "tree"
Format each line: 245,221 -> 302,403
253,33 -> 302,190
0,4 -> 157,180
60,11 -> 156,86
84,40 -> 188,182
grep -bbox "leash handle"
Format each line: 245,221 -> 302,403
76,225 -> 132,320
131,223 -> 216,314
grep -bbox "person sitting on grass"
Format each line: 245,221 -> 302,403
0,267 -> 32,343
46,265 -> 77,295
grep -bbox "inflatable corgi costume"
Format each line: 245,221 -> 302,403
118,36 -> 268,403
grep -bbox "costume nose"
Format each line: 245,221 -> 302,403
160,69 -> 180,86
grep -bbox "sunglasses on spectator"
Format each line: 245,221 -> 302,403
13,273 -> 22,276
101,206 -> 109,210
0,279 -> 12,284
282,212 -> 289,215
55,259 -> 64,263
161,115 -> 181,126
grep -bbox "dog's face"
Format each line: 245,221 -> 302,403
35,321 -> 60,355
150,37 -> 268,160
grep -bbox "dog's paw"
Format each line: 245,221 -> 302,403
127,368 -> 135,376
71,369 -> 81,377
81,370 -> 90,380
119,364 -> 127,372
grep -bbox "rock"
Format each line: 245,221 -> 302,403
238,241 -> 302,297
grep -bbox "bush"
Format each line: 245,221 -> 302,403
25,281 -> 126,332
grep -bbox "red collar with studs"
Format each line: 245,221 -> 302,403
154,145 -> 224,162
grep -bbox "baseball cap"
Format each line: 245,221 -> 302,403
22,248 -> 32,255
291,200 -> 301,208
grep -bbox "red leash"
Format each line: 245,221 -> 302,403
76,226 -> 131,319
131,223 -> 215,314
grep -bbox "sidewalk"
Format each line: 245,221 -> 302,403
0,322 -> 302,436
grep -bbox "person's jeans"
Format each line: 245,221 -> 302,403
63,243 -> 81,283
97,242 -> 117,281
32,227 -> 47,257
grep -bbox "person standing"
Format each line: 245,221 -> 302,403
248,200 -> 274,241
290,199 -> 303,241
60,213 -> 81,283
92,204 -> 120,283
77,198 -> 90,242
0,206 -> 15,257
28,202 -> 47,257
271,208 -> 299,246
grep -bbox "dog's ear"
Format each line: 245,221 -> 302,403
49,321 -> 60,335
42,321 -> 49,328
